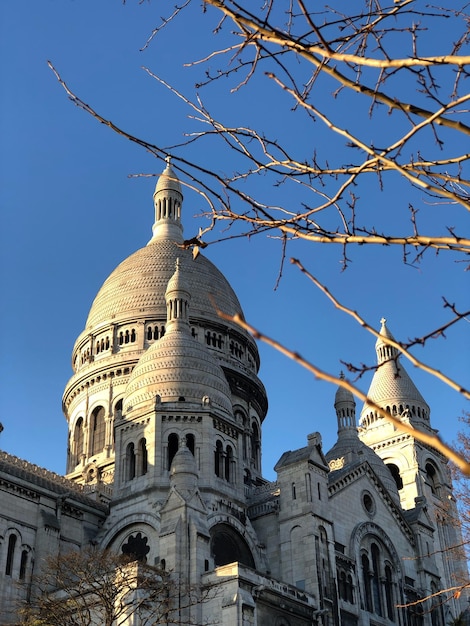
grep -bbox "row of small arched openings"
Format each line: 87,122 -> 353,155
235,410 -> 261,471
155,196 -> 181,221
215,440 -> 235,482
124,433 -> 197,482
362,403 -> 428,428
72,405 -> 107,465
385,403 -> 428,419
377,345 -> 397,361
125,438 -> 148,481
337,568 -> 355,604
78,323 -> 256,371
70,400 -> 124,469
1,531 -> 31,582
204,332 -> 247,363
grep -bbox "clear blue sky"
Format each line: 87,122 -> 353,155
0,1 -> 468,480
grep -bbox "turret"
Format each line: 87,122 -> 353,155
150,157 -> 184,243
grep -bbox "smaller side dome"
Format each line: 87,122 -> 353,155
334,372 -> 356,408
123,258 -> 233,415
334,372 -> 356,432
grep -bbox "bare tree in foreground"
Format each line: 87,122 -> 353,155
49,0 -> 469,473
18,547 -> 210,626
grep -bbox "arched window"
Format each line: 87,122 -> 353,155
138,438 -> 148,476
339,570 -> 347,600
186,433 -> 195,456
19,549 -> 28,580
425,462 -> 439,495
318,526 -> 331,598
385,564 -> 394,619
210,523 -> 255,568
251,421 -> 260,470
371,543 -> 383,616
126,443 -> 136,480
114,399 -> 123,420
362,554 -> 372,612
167,433 -> 179,470
90,406 -> 106,456
214,440 -> 223,477
74,417 -> 84,463
225,445 -> 233,482
5,534 -> 17,576
346,573 -> 354,604
387,463 -> 403,490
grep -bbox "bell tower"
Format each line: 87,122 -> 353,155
359,319 -> 468,612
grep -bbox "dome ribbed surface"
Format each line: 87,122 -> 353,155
124,330 -> 233,414
362,360 -> 428,410
85,242 -> 242,330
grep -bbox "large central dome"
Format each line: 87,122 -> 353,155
85,240 -> 243,332
63,161 -> 267,484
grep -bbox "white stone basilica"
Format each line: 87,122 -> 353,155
0,163 -> 467,625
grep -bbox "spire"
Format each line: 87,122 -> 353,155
149,157 -> 184,243
375,317 -> 399,365
165,258 -> 191,332
360,318 -> 430,429
170,435 -> 199,496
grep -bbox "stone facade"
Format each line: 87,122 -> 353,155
0,162 -> 467,625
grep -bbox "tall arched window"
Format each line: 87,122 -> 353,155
385,564 -> 394,619
74,417 -> 84,463
5,534 -> 17,576
126,443 -> 136,480
215,440 -> 223,477
186,433 -> 195,456
346,573 -> 354,604
167,433 -> 179,470
90,406 -> 106,456
318,526 -> 331,598
371,543 -> 383,616
138,438 -> 148,476
114,399 -> 123,420
225,445 -> 233,482
425,462 -> 439,495
387,463 -> 403,490
251,421 -> 260,470
362,554 -> 372,612
19,549 -> 29,580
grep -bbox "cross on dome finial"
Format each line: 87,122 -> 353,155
380,317 -> 387,326
165,155 -> 171,166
